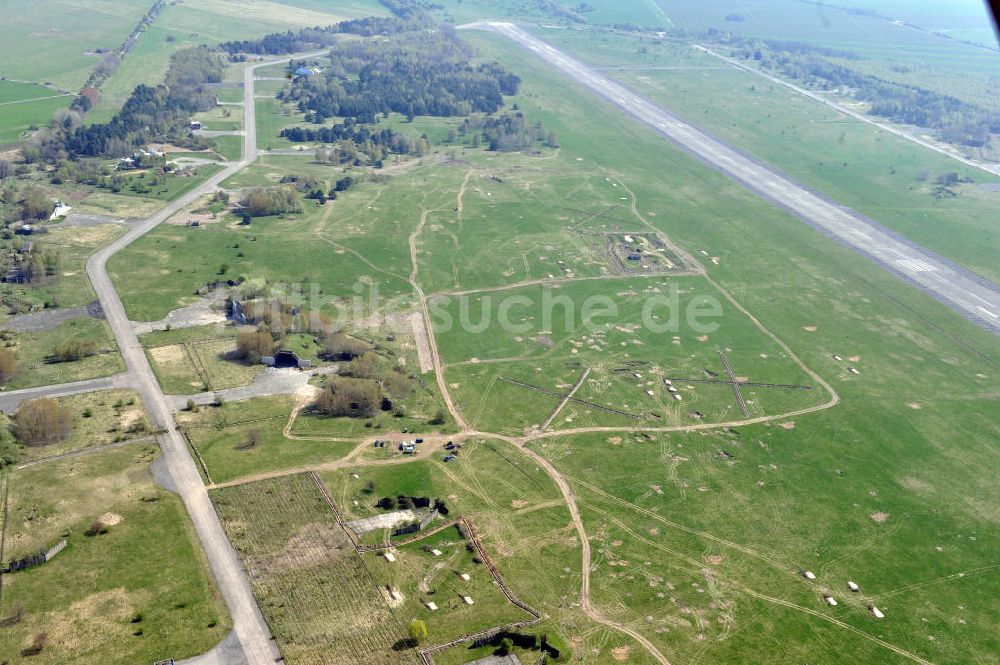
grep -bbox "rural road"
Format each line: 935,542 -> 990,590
82,53 -> 321,665
0,372 -> 134,413
460,22 -> 1000,336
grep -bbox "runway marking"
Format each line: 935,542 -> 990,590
897,258 -> 938,272
977,306 -> 998,319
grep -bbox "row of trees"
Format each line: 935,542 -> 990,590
63,47 -> 224,157
284,29 -> 520,122
218,1 -> 434,55
736,39 -> 999,146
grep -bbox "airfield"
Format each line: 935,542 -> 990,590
1,1 -> 999,664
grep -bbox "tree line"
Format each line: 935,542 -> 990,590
734,38 -> 999,147
218,0 -> 435,55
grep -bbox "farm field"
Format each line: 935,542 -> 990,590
211,472 -> 417,665
533,28 -> 1000,283
0,444 -> 231,663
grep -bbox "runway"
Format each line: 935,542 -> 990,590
461,22 -> 1000,336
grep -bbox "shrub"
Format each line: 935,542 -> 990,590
407,619 -> 427,645
0,347 -> 18,383
235,330 -> 274,364
51,339 -> 98,362
14,398 -> 72,446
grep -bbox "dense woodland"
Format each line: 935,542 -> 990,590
731,38 -> 999,146
283,29 -> 519,122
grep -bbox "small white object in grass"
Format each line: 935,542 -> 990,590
350,473 -> 359,479
847,581 -> 860,592
870,606 -> 885,619
673,394 -> 682,401
460,573 -> 471,581
803,570 -> 816,580
646,389 -> 655,396
463,595 -> 474,605
390,589 -> 403,601
431,548 -> 442,556
426,601 -> 438,611
824,596 -> 838,606
383,552 -> 396,563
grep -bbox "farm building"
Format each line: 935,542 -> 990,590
294,66 -> 318,77
190,119 -> 203,130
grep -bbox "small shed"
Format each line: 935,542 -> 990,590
383,552 -> 396,563
847,581 -> 860,592
870,606 -> 885,619
824,596 -> 838,607
294,66 -> 316,77
802,570 -> 816,580
462,595 -> 474,605
426,601 -> 438,611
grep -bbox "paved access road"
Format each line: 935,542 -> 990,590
82,53 -> 319,665
462,22 -> 1000,335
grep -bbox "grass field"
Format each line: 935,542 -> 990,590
436,276 -> 828,435
108,169 -> 415,321
141,324 -> 263,394
363,522 -> 534,642
211,473 -> 417,665
322,437 -> 638,663
1,222 -> 126,313
177,395 -> 358,485
3,317 -> 124,391
0,81 -> 72,144
0,444 -> 231,663
84,23 -> 213,125
444,29 -> 1000,664
532,28 -> 1000,283
0,0 -> 151,90
655,0 -> 997,69
12,389 -> 150,462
